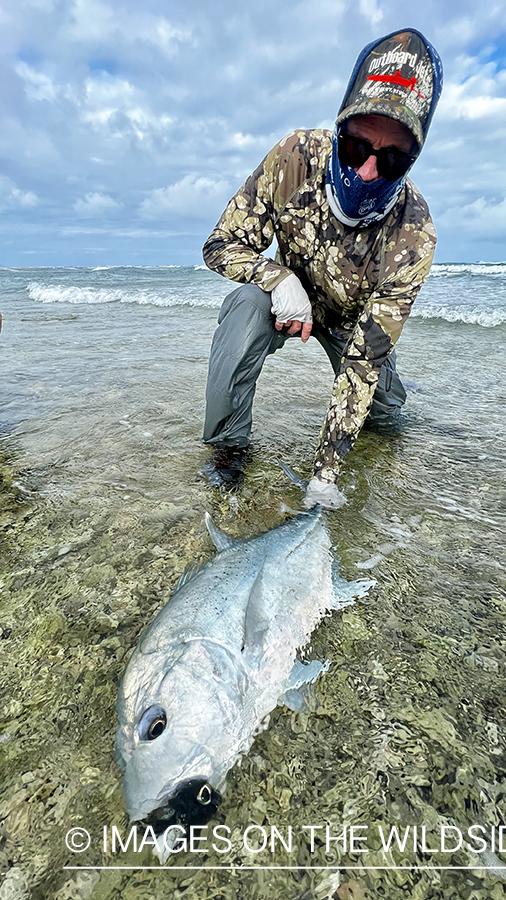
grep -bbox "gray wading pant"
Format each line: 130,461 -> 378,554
203,283 -> 406,448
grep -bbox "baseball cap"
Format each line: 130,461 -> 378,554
336,29 -> 443,149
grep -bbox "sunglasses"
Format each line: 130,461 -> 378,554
337,131 -> 417,181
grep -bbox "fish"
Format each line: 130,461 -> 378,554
115,505 -> 370,850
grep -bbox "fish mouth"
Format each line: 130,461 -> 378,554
142,778 -> 222,836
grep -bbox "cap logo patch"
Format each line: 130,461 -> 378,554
367,70 -> 425,98
368,49 -> 418,72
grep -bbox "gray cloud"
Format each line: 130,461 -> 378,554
139,175 -> 232,220
0,0 -> 505,263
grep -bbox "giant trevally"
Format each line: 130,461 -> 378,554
115,505 -> 369,846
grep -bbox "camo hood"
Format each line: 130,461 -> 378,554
326,29 -> 443,228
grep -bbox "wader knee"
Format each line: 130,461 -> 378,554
203,284 -> 285,447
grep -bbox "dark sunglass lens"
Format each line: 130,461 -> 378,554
377,148 -> 413,181
338,131 -> 415,180
338,134 -> 370,169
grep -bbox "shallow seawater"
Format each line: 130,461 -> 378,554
1,269 -> 506,900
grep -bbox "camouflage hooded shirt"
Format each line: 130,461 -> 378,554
203,129 -> 436,483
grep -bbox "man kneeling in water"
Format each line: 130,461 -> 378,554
202,29 -> 442,508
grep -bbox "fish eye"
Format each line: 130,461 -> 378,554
196,784 -> 212,806
147,716 -> 166,740
138,706 -> 167,741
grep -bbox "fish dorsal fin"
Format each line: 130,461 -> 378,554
205,512 -> 236,552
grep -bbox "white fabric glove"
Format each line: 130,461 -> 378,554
270,273 -> 313,325
302,478 -> 346,510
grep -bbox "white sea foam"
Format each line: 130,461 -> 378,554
25,264 -> 506,327
430,263 -> 506,278
411,305 -> 506,327
29,283 -> 123,304
27,281 -> 224,309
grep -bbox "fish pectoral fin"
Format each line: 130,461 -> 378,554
279,659 -> 329,712
331,561 -> 376,610
205,512 -> 237,552
286,657 -> 329,689
242,569 -> 270,654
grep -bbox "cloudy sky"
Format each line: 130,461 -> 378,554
1,0 -> 505,266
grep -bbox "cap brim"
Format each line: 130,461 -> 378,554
336,100 -> 423,149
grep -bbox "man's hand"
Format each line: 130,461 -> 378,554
271,273 -> 312,343
302,477 -> 346,510
275,319 -> 312,341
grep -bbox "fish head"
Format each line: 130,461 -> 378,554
115,636 -> 247,833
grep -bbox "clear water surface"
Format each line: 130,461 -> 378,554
0,265 -> 505,900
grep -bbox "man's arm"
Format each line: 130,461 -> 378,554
204,133 -> 318,339
312,234 -> 436,485
203,132 -> 311,293
203,154 -> 289,292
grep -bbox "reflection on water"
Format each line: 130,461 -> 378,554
1,300 -> 506,899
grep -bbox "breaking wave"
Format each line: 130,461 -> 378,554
25,262 -> 506,327
27,281 -> 224,309
419,262 -> 506,326
411,305 -> 506,327
430,263 -> 506,278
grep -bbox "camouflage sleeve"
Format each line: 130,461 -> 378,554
313,222 -> 437,483
202,135 -> 303,292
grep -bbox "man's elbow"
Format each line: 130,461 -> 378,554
202,230 -> 225,272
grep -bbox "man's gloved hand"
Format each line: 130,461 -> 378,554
271,273 -> 312,342
302,477 -> 346,510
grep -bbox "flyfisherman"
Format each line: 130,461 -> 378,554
202,29 -> 443,508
